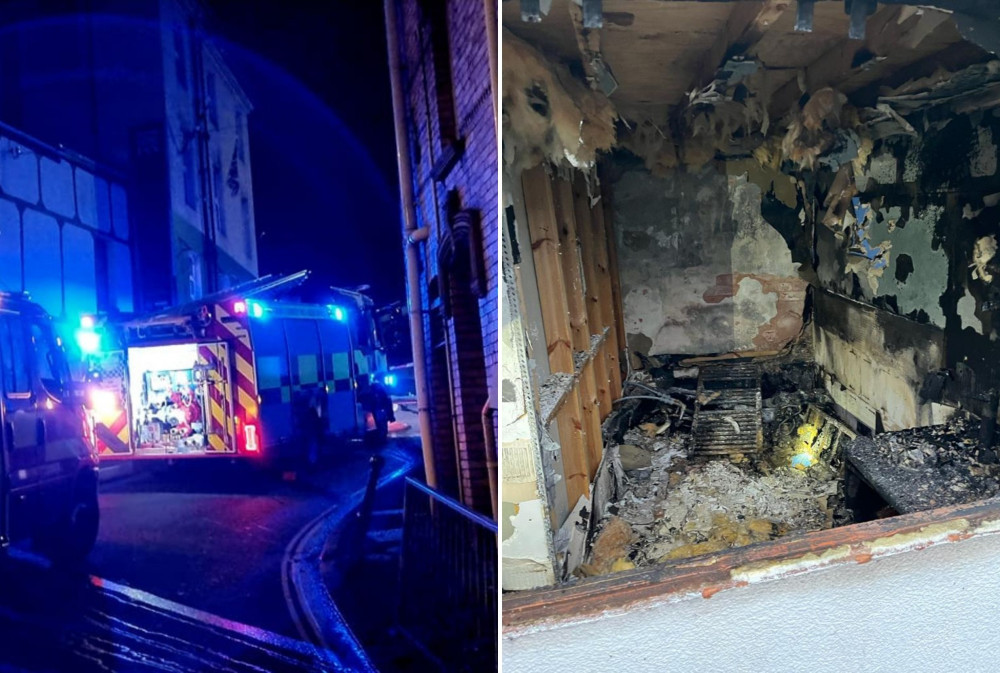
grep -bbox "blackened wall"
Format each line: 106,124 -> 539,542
814,111 -> 1000,426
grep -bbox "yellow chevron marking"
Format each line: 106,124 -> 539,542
208,433 -> 226,452
235,354 -> 255,385
210,398 -> 225,428
117,425 -> 130,444
238,387 -> 258,417
214,307 -> 252,349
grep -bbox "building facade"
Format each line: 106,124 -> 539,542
0,122 -> 134,320
390,0 -> 497,514
0,0 -> 256,317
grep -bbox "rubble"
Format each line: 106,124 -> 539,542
846,415 -> 1000,514
582,358 -> 850,573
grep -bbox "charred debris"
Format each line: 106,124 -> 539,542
566,338 -> 1000,580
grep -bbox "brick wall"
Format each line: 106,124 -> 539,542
394,0 -> 497,514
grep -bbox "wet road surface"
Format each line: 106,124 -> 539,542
0,439 -> 419,672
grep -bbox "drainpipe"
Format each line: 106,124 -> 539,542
482,399 -> 497,521
189,15 -> 218,296
483,0 -> 498,131
384,0 -> 437,489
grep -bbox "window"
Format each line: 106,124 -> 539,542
174,27 -> 187,90
418,0 -> 457,149
207,72 -> 218,129
30,320 -> 67,399
0,314 -> 31,396
186,250 -> 203,300
241,197 -> 253,259
183,140 -> 198,209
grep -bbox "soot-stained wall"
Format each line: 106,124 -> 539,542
613,161 -> 807,358
815,111 -> 1000,424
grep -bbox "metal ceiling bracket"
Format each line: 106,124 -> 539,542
521,0 -> 542,23
846,0 -> 877,40
582,0 -> 603,29
795,0 -> 815,33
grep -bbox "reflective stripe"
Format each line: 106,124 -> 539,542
297,354 -> 319,385
235,353 -> 255,387
238,387 -> 258,418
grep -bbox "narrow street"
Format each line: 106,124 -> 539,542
0,438 -> 420,672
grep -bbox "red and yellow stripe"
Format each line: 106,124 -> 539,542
197,344 -> 231,453
210,305 -> 260,449
95,399 -> 130,456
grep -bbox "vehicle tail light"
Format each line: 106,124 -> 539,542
244,423 -> 259,452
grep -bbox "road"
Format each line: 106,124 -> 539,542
0,437 -> 420,672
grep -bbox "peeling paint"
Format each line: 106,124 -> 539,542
868,153 -> 898,184
957,291 -> 982,334
872,204 -> 948,327
865,520 -> 969,555
971,126 -> 997,178
970,235 -> 997,283
730,545 -> 853,584
616,167 -> 805,358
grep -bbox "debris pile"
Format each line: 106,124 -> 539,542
581,357 -> 852,575
846,415 -> 1000,514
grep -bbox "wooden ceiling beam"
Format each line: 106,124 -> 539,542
766,4 -> 910,120
691,1 -> 793,95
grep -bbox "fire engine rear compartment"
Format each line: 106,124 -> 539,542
501,1 -> 1000,593
127,343 -> 227,455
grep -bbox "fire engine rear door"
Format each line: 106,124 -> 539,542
197,342 -> 234,453
90,350 -> 133,457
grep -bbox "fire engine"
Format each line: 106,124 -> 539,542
79,272 -> 394,463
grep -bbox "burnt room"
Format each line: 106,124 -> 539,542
500,0 -> 1000,592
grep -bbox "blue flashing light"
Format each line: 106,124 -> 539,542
75,329 -> 101,354
330,305 -> 345,321
248,301 -> 265,319
80,315 -> 96,329
384,373 -> 397,387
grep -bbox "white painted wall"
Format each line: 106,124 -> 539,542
504,529 -> 1000,672
159,0 -> 256,302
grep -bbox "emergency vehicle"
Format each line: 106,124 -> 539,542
81,272 -> 394,463
0,292 -> 99,563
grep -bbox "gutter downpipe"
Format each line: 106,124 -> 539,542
482,399 -> 497,521
484,0 -> 498,131
385,0 -> 437,489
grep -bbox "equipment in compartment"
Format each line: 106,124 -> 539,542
128,345 -> 209,453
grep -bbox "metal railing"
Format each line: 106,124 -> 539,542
398,477 -> 497,672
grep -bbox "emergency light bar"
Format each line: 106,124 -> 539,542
76,315 -> 102,354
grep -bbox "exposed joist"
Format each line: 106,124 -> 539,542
767,4 -> 902,118
600,182 -> 627,400
692,1 -> 793,96
553,176 -> 604,476
555,389 -> 590,503
577,175 -> 623,401
521,165 -> 574,375
572,175 -> 615,418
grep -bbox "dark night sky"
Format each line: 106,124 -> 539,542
203,1 -> 404,305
